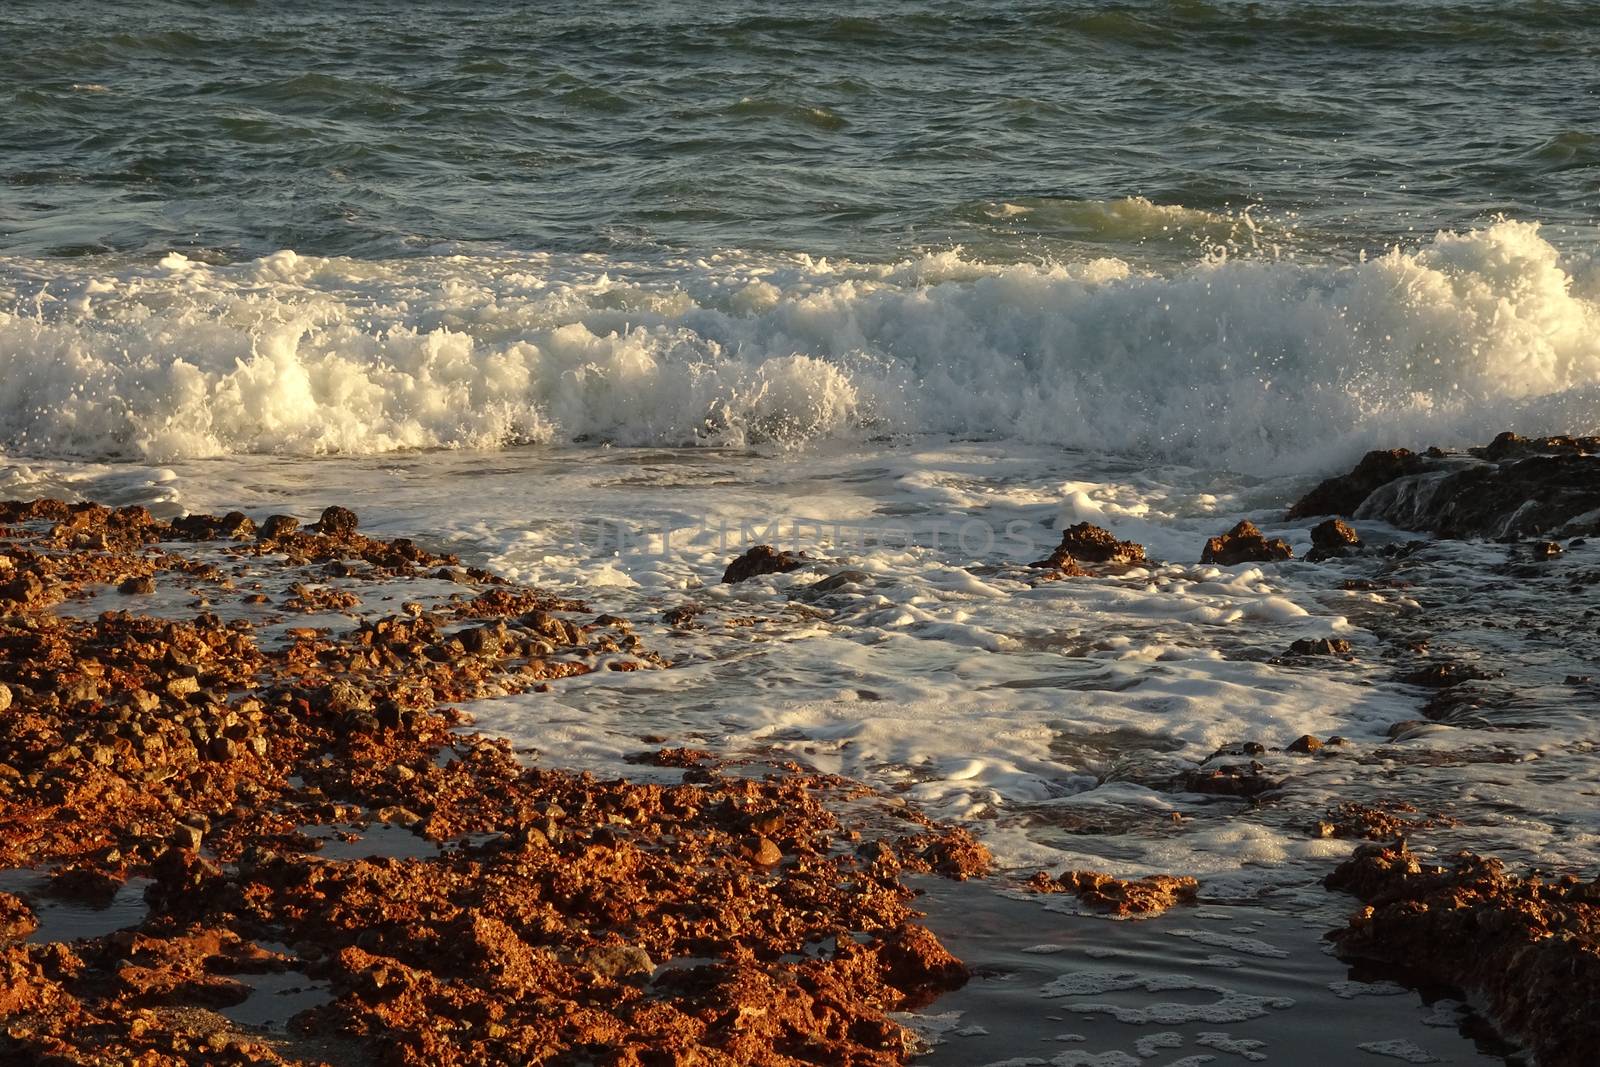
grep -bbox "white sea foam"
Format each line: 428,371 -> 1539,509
2,220 -> 1596,470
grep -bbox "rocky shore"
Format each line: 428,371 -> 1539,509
5,429 -> 1600,1066
0,500 -> 988,1065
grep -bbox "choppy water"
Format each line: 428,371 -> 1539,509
4,0 -> 1598,262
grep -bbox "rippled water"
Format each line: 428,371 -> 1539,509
4,0 -> 1598,262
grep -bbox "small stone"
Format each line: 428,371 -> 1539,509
1201,520 -> 1294,565
258,515 -> 300,541
1288,637 -> 1353,657
165,676 -> 200,700
741,834 -> 783,866
314,506 -> 359,536
171,824 -> 204,851
1532,540 -> 1563,560
323,680 -> 370,716
581,943 -> 654,979
1287,734 -> 1323,754
722,545 -> 805,584
117,574 -> 156,595
0,684 -> 11,713
376,806 -> 423,827
1311,518 -> 1362,550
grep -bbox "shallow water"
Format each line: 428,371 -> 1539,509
8,442 -> 1594,898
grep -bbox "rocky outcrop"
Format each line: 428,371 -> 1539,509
1327,843 -> 1600,1067
1200,520 -> 1292,565
0,498 -> 981,1067
1025,869 -> 1198,916
1288,449 -> 1431,519
722,544 -> 805,584
1290,433 -> 1600,540
1031,522 -> 1146,569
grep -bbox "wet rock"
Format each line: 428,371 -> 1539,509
313,505 -> 359,536
721,544 -> 805,584
1025,869 -> 1199,916
0,570 -> 45,605
1286,734 -> 1323,754
1398,662 -> 1502,688
808,569 -> 874,593
1306,517 -> 1363,561
1531,539 -> 1563,560
1200,520 -> 1292,565
1179,761 -> 1281,798
0,891 -> 36,941
1032,522 -> 1146,570
0,683 -> 11,713
1311,517 -> 1361,550
1288,448 -> 1431,519
661,603 -> 704,626
740,834 -> 783,866
1296,434 -> 1600,540
117,574 -> 156,595
581,942 -> 654,980
257,514 -> 300,541
1286,637 -> 1353,657
1326,843 -> 1600,1067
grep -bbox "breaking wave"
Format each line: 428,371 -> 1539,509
1,219 -> 1597,473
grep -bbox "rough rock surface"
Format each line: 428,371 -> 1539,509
1288,449 -> 1431,519
1200,520 -> 1293,565
722,544 -> 805,584
1290,433 -> 1600,540
1030,522 -> 1146,571
0,498 -> 984,1066
1327,843 -> 1600,1067
1025,870 -> 1198,916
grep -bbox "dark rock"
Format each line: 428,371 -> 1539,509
1531,540 -> 1563,560
1289,449 -> 1431,518
808,569 -> 873,593
117,574 -> 156,595
1200,520 -> 1293,565
0,570 -> 45,604
1295,436 -> 1600,540
1179,762 -> 1280,798
313,506 -> 359,537
1032,523 -> 1146,567
661,604 -> 703,626
1399,662 -> 1502,688
1287,637 -> 1353,657
258,515 -> 300,541
1286,734 -> 1323,754
722,545 -> 804,584
1310,517 -> 1361,551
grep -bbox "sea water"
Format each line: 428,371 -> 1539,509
4,2 -> 1598,1061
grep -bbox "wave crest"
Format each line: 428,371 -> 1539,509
1,220 -> 1596,472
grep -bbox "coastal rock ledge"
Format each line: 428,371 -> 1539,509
1290,432 -> 1600,540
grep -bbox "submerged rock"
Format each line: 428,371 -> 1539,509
1200,520 -> 1293,565
721,544 -> 805,584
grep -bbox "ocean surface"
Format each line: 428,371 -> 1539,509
4,3 -> 1599,1061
